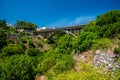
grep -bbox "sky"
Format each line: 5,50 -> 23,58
0,0 -> 120,28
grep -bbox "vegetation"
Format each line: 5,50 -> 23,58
0,44 -> 24,57
14,20 -> 37,30
0,30 -> 7,50
0,20 -> 7,28
0,10 -> 120,80
114,45 -> 120,54
72,32 -> 99,52
96,10 -> 120,26
52,62 -> 111,80
0,55 -> 36,80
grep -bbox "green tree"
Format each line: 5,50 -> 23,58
0,54 -> 36,80
27,48 -> 40,56
0,44 -> 24,57
83,10 -> 120,38
0,20 -> 7,29
73,32 -> 98,53
0,30 -> 7,50
14,20 -> 37,30
56,34 -> 74,54
96,10 -> 120,26
52,54 -> 74,74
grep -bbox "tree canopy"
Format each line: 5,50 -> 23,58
0,20 -> 7,28
96,10 -> 120,26
14,20 -> 37,30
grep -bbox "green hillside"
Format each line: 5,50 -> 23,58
0,10 -> 120,80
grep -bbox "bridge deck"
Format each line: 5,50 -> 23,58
38,25 -> 85,39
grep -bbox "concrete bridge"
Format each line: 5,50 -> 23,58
38,25 -> 84,39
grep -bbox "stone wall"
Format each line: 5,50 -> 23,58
93,50 -> 120,71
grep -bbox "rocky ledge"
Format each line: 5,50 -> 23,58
93,50 -> 120,71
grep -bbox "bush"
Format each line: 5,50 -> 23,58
73,32 -> 98,52
21,37 -> 27,43
52,54 -> 74,74
92,38 -> 112,50
36,51 -> 57,74
83,21 -> 96,32
83,10 -> 120,38
52,62 -> 111,80
27,47 -> 40,56
56,34 -> 74,54
0,54 -> 36,80
114,46 -> 120,54
96,22 -> 120,38
0,44 -> 24,57
36,41 -> 43,47
112,69 -> 120,80
96,10 -> 120,26
36,50 -> 74,76
0,30 -> 7,49
28,38 -> 36,48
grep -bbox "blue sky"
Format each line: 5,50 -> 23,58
0,0 -> 120,28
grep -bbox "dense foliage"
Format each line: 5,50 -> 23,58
0,55 -> 36,80
0,20 -> 7,28
0,10 -> 120,80
96,10 -> 120,26
52,62 -> 111,80
0,30 -> 7,50
14,20 -> 37,30
36,49 -> 74,75
114,45 -> 120,54
72,32 -> 99,52
0,44 -> 24,57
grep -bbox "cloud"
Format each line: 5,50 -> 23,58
48,16 -> 96,28
7,23 -> 13,26
68,16 -> 96,26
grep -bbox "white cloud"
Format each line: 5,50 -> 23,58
7,23 -> 13,26
48,16 -> 96,28
68,16 -> 96,26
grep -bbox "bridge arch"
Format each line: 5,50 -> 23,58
46,30 -> 76,40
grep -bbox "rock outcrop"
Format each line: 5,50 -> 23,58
93,50 -> 120,71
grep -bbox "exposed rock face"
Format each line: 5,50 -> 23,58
93,50 -> 120,71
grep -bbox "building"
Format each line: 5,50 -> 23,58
36,27 -> 46,31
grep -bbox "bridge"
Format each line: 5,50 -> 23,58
38,25 -> 84,39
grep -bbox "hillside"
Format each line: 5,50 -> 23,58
0,10 -> 120,80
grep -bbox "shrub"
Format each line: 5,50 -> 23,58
21,37 -> 27,43
52,62 -> 111,80
28,38 -> 35,48
52,54 -> 74,74
0,30 -> 7,49
92,38 -> 112,50
114,46 -> 120,54
83,21 -> 96,32
27,47 -> 40,56
84,10 -> 120,38
96,10 -> 120,26
73,32 -> 98,52
0,54 -> 36,80
36,51 -> 57,74
112,69 -> 120,80
56,34 -> 74,54
0,44 -> 24,57
96,22 -> 120,38
37,56 -> 56,74
36,50 -> 74,76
